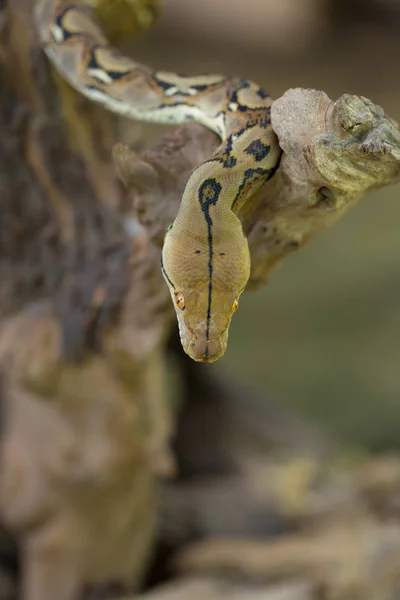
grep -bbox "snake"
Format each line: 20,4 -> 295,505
34,0 -> 282,363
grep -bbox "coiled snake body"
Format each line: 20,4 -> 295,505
35,0 -> 282,362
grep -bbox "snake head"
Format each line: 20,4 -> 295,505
170,281 -> 241,363
161,221 -> 250,363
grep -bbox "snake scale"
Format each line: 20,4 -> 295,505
35,0 -> 282,363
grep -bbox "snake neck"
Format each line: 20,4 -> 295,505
175,109 -> 282,235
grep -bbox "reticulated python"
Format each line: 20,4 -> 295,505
35,0 -> 282,363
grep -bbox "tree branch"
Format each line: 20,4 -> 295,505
114,89 -> 400,292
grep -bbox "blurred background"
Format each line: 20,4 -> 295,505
129,0 -> 400,451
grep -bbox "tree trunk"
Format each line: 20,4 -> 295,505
0,1 -> 171,599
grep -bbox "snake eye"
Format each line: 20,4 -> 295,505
231,298 -> 239,313
175,292 -> 185,310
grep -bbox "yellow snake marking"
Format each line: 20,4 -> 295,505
35,0 -> 282,362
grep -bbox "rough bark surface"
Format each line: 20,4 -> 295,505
132,455 -> 400,600
0,1 -> 400,600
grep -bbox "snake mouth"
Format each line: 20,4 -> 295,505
178,317 -> 230,363
186,337 -> 225,363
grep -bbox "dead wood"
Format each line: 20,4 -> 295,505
114,455 -> 400,600
114,90 -> 400,289
0,2 -> 170,600
144,456 -> 400,600
135,576 -> 314,600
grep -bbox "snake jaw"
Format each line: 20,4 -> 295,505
187,327 -> 228,363
180,328 -> 228,363
176,311 -> 231,363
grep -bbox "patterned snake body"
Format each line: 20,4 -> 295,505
35,0 -> 282,362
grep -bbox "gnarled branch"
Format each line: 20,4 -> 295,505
114,89 -> 400,292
